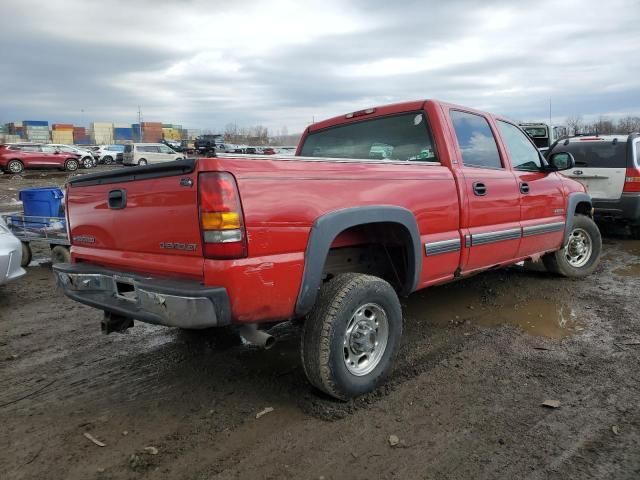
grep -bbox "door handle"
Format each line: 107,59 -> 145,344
108,189 -> 127,209
473,182 -> 487,196
520,182 -> 530,194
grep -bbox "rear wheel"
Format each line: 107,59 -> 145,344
301,273 -> 402,400
103,156 -> 113,164
64,158 -> 79,172
138,159 -> 148,166
7,159 -> 24,174
543,214 -> 601,278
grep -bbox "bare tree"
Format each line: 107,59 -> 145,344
565,115 -> 583,135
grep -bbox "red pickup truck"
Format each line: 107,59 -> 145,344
53,100 -> 601,399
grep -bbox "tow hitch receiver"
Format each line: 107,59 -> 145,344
101,312 -> 134,334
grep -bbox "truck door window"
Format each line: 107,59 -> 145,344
450,110 -> 502,169
299,112 -> 438,163
496,121 -> 542,171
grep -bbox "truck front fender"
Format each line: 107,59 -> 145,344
564,192 -> 593,245
295,206 -> 421,317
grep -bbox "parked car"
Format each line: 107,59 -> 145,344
194,135 -> 224,153
48,144 -> 96,168
0,144 -> 81,173
520,123 -> 568,153
161,139 -> 185,152
53,99 -> 600,400
0,216 -> 26,285
122,143 -> 184,166
262,147 -> 276,155
96,144 -> 125,164
548,133 -> 640,238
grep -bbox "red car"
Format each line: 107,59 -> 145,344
0,144 -> 81,174
53,99 -> 600,399
262,147 -> 276,155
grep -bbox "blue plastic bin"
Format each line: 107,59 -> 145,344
18,187 -> 64,218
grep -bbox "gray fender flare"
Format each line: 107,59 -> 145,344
295,206 -> 422,317
564,192 -> 593,245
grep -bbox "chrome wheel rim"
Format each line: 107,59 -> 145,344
9,162 -> 22,173
343,303 -> 389,376
565,227 -> 592,268
68,161 -> 78,171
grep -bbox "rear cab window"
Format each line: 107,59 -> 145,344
450,110 -> 502,169
299,112 -> 438,163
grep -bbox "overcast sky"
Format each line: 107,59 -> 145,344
1,0 -> 638,132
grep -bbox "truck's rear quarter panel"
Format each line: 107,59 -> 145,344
196,156 -> 460,321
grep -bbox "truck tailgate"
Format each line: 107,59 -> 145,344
66,160 -> 204,278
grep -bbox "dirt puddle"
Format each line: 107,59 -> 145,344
613,263 -> 640,277
405,284 -> 582,339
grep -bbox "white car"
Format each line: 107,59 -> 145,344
123,143 -> 184,166
0,217 -> 26,285
96,145 -> 125,164
48,144 -> 96,168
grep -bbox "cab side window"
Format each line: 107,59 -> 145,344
450,110 -> 502,169
496,121 -> 541,171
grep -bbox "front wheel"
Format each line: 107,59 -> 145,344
138,159 -> 147,166
64,158 -> 79,171
543,214 -> 601,278
300,273 -> 402,400
103,156 -> 113,165
82,156 -> 94,168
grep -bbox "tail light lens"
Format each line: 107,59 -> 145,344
624,168 -> 640,193
198,172 -> 247,259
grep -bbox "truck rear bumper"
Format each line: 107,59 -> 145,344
53,262 -> 231,329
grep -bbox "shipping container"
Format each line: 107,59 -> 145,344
23,120 -> 48,127
114,127 -> 133,141
52,123 -> 74,130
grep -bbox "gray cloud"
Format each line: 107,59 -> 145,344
1,0 -> 638,131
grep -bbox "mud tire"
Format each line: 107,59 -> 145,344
543,215 -> 601,278
301,273 -> 402,400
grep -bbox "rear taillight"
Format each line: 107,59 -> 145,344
198,172 -> 247,259
624,168 -> 640,193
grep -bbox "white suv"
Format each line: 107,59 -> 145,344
123,143 -> 184,166
549,133 -> 640,237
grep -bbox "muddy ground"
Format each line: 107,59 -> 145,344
0,168 -> 639,480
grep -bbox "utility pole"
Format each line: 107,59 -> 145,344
137,105 -> 143,142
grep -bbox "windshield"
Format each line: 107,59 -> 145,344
523,127 -> 548,138
300,112 -> 438,162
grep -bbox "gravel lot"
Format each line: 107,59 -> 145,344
1,168 -> 639,480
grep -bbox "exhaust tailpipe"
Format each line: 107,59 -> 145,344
102,311 -> 134,334
238,324 -> 276,349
